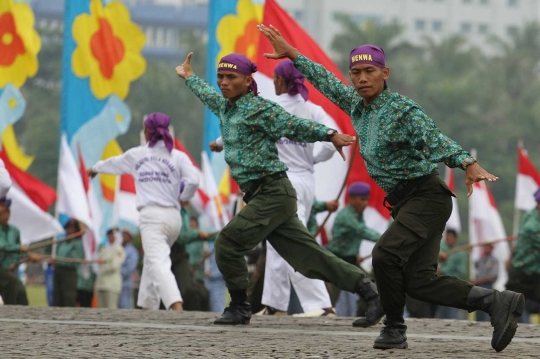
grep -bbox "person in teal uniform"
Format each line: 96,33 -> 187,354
176,52 -> 377,327
53,219 -> 85,307
259,24 -> 524,352
0,197 -> 33,305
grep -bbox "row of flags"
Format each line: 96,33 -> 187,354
3,0 -> 540,290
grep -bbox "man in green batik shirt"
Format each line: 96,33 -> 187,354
0,197 -> 32,305
53,219 -> 85,307
170,203 -> 212,311
176,52 -> 376,326
307,199 -> 338,236
328,182 -> 381,321
506,190 -> 540,317
259,24 -> 524,352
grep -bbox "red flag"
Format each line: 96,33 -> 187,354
515,146 -> 540,211
173,137 -> 209,210
0,151 -> 56,211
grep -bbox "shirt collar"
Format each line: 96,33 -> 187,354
227,92 -> 255,110
360,88 -> 391,111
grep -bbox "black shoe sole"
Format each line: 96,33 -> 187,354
373,341 -> 408,350
492,293 -> 525,352
213,319 -> 251,325
352,319 -> 381,328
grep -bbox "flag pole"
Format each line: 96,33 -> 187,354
512,139 -> 524,240
468,148 -> 477,282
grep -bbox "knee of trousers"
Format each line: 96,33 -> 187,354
372,244 -> 405,272
214,232 -> 239,268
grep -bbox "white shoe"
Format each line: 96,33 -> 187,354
292,308 -> 337,317
255,306 -> 287,316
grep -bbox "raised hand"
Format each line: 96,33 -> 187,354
465,163 -> 499,197
257,24 -> 300,60
209,141 -> 223,152
331,134 -> 357,161
175,52 -> 195,80
87,168 -> 97,178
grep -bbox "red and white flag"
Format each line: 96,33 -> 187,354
200,151 -> 230,232
515,146 -> 540,211
445,167 -> 461,233
0,151 -> 63,244
469,181 -> 510,290
256,0 -> 390,272
56,134 -> 100,260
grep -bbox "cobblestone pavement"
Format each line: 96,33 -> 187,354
0,306 -> 538,358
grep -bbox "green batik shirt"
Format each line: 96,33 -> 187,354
186,75 -> 330,190
327,205 -> 380,258
307,200 -> 328,235
512,209 -> 540,273
56,237 -> 85,269
294,55 -> 470,193
439,241 -> 467,279
0,224 -> 22,270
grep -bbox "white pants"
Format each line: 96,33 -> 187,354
137,206 -> 182,310
262,172 -> 332,312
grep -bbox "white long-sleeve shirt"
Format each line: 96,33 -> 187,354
0,159 -> 12,197
92,141 -> 199,210
215,94 -> 335,174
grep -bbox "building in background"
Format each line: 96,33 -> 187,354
279,0 -> 539,53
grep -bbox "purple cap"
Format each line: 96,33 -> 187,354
535,188 -> 540,203
348,182 -> 371,196
218,53 -> 258,94
349,45 -> 386,69
144,112 -> 173,153
274,59 -> 309,101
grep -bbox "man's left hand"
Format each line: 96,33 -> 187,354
331,134 -> 356,161
465,163 -> 499,197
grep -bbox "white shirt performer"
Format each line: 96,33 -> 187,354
88,112 -> 200,311
212,60 -> 336,316
0,159 -> 12,197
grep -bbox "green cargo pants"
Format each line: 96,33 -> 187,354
372,175 -> 474,323
215,176 -> 366,292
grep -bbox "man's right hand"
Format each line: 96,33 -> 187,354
20,245 -> 28,253
175,52 -> 195,80
199,231 -> 209,240
257,24 -> 300,61
331,134 -> 356,161
209,141 -> 223,152
325,200 -> 339,213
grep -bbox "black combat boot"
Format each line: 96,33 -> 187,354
373,318 -> 408,349
466,286 -> 525,352
214,290 -> 252,325
352,278 -> 385,328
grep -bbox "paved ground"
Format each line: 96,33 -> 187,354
0,306 -> 538,358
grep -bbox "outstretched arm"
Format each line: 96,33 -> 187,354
405,106 -> 498,196
88,150 -> 136,177
261,105 -> 355,161
176,52 -> 225,117
258,24 -> 356,113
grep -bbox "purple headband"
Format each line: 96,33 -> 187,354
535,188 -> 540,203
274,59 -> 309,101
144,112 -> 173,153
0,196 -> 12,208
218,53 -> 258,95
349,45 -> 386,69
349,182 -> 371,196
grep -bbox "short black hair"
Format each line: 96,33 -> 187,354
446,229 -> 458,238
64,219 -> 80,232
107,227 -> 118,236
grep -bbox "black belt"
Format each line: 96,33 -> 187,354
383,169 -> 439,210
243,171 -> 288,203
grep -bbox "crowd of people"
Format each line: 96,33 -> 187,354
0,24 -> 539,354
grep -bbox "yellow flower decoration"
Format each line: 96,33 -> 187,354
72,0 -> 146,100
216,0 -> 263,65
0,0 -> 41,88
